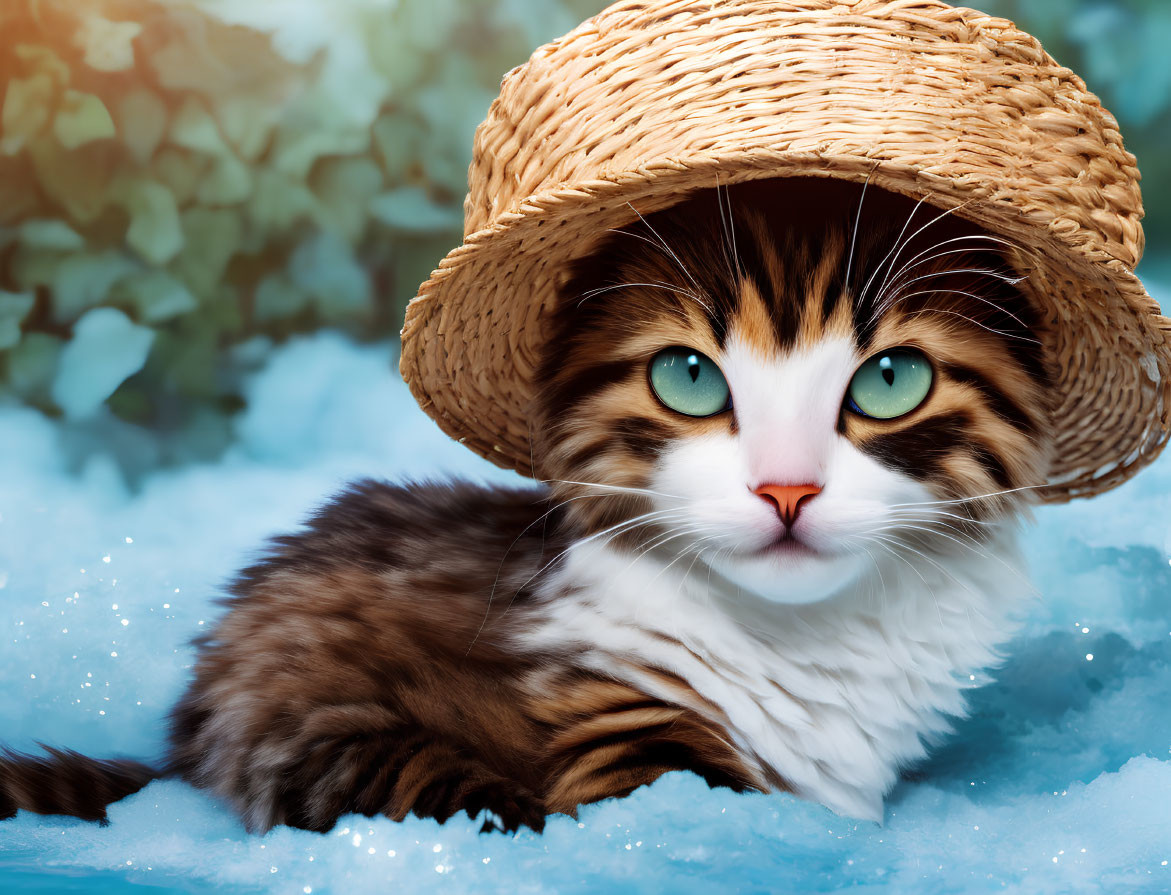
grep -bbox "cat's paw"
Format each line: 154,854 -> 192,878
465,780 -> 547,834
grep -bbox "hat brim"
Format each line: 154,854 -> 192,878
400,150 -> 1171,503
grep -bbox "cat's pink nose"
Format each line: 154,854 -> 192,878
754,483 -> 822,527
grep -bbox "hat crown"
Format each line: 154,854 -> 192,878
464,0 -> 1142,270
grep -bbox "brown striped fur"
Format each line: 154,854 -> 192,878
170,480 -> 758,832
1,481 -> 756,832
1,177 -> 1052,832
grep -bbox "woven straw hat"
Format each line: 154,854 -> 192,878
400,0 -> 1171,503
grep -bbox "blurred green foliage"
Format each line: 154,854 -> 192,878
0,0 -> 1164,456
0,0 -> 604,456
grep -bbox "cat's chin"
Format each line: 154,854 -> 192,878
703,546 -> 870,606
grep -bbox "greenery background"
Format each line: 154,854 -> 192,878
0,0 -> 1165,464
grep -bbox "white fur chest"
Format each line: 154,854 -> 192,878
525,533 -> 1029,820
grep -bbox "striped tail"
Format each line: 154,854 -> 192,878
1,746 -> 159,823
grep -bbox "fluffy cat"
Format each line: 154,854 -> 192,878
0,177 -> 1052,833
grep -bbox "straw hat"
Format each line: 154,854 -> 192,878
400,0 -> 1171,502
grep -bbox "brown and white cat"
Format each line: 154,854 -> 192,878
0,177 -> 1051,834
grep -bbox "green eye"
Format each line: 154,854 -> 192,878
847,348 -> 933,419
649,347 -> 731,417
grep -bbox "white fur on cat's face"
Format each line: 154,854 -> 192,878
651,332 -> 936,605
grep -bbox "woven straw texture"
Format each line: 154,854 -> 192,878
400,0 -> 1171,503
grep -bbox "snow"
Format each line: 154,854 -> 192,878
2,329 -> 1170,894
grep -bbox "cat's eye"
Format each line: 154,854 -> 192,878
648,347 -> 731,417
847,348 -> 933,420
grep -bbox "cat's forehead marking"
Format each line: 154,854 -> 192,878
729,274 -> 780,358
726,221 -> 855,360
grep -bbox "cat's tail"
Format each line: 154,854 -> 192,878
1,745 -> 160,823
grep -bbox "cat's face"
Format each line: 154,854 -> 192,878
537,178 -> 1052,605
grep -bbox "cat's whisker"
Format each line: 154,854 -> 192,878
876,267 -> 1029,320
882,285 -> 1037,337
865,512 -> 1029,585
622,202 -> 706,298
544,479 -> 686,502
678,535 -> 723,589
469,485 -> 684,652
714,174 -> 742,286
649,534 -> 723,595
844,165 -> 876,295
895,229 -> 1023,259
873,197 -> 986,301
881,517 -> 1003,550
865,534 -> 936,594
886,508 -> 997,527
493,508 -> 691,624
630,523 -> 715,564
608,525 -> 719,600
860,194 -> 979,311
867,514 -> 987,545
883,517 -> 1030,579
901,308 -> 1042,344
872,533 -> 996,603
576,280 -> 711,313
878,535 -> 1001,649
577,279 -> 698,301
873,521 -> 985,553
875,520 -> 1001,565
876,234 -> 1025,302
888,483 -> 1048,510
600,229 -> 712,301
564,507 -> 690,557
856,191 -> 934,308
881,254 -> 1027,301
888,520 -> 1006,554
884,518 -> 1016,562
843,538 -> 890,613
865,534 -> 975,625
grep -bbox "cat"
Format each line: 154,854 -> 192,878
0,177 -> 1052,834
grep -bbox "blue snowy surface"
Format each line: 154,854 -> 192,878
1,326 -> 1170,894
